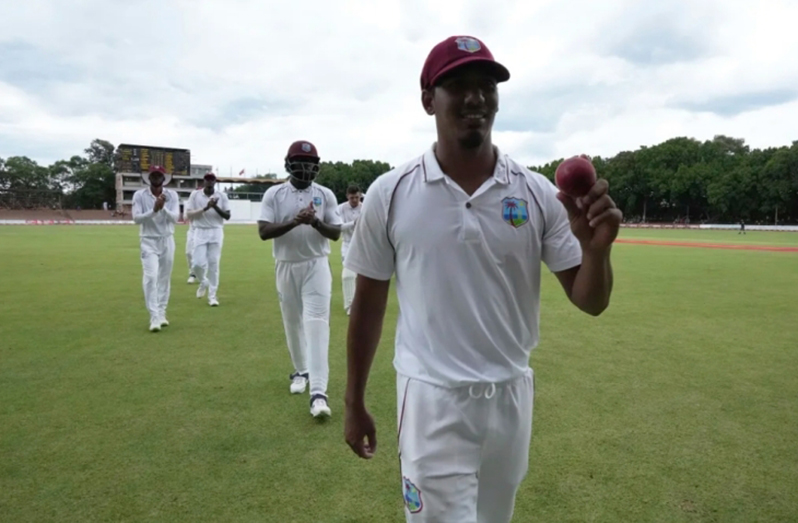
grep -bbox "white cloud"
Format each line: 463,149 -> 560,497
1,0 -> 797,174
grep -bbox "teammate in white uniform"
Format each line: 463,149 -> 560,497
131,165 -> 180,332
184,187 -> 202,284
337,184 -> 362,315
186,173 -> 231,306
343,35 -> 623,522
258,140 -> 342,419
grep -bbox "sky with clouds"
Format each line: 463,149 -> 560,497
1,0 -> 797,176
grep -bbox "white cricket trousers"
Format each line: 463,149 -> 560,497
192,228 -> 223,300
185,227 -> 195,276
397,369 -> 535,523
140,236 -> 175,321
275,257 -> 332,396
341,242 -> 356,313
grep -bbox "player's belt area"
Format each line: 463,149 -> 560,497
468,383 -> 496,399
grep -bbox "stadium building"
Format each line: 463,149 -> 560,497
114,143 -> 215,213
115,163 -> 213,212
114,143 -> 287,222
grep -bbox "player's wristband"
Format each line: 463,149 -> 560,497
312,217 -> 321,228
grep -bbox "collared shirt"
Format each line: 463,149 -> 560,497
337,201 -> 362,245
188,189 -> 231,229
343,144 -> 583,388
259,181 -> 342,262
132,187 -> 180,238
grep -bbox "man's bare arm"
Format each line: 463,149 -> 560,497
312,218 -> 341,241
211,202 -> 231,220
186,207 -> 205,220
554,246 -> 613,316
551,176 -> 620,317
345,275 -> 391,409
344,274 -> 390,459
258,219 -> 299,240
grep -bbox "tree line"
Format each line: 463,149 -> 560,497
0,139 -> 116,210
530,135 -> 798,225
2,135 -> 796,223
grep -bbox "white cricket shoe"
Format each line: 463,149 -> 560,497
187,276 -> 196,284
310,394 -> 331,418
196,282 -> 207,299
159,317 -> 170,327
149,320 -> 161,332
290,373 -> 308,394
209,298 -> 219,307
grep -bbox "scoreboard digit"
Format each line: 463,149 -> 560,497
140,148 -> 150,172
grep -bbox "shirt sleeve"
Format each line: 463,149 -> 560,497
338,203 -> 356,231
259,188 -> 276,222
342,177 -> 395,281
185,192 -> 195,212
540,178 -> 583,273
186,191 -> 204,220
163,190 -> 179,223
324,190 -> 342,225
132,191 -> 153,224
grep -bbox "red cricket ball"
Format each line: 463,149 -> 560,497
555,156 -> 597,198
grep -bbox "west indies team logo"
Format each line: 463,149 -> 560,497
502,197 -> 529,228
456,36 -> 481,53
313,196 -> 322,207
402,477 -> 423,513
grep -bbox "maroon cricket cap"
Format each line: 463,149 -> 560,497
420,35 -> 510,90
204,172 -> 217,181
149,165 -> 167,175
286,140 -> 319,159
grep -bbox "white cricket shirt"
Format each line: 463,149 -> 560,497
259,181 -> 342,262
338,201 -> 362,245
188,189 -> 231,229
132,187 -> 180,238
343,145 -> 583,388
185,189 -> 201,230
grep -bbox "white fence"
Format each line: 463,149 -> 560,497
2,218 -> 798,231
227,200 -> 262,224
622,223 -> 798,232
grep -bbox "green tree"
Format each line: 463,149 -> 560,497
1,156 -> 55,191
86,139 -> 115,168
0,156 -> 62,208
64,162 -> 115,209
61,139 -> 117,209
229,174 -> 280,198
316,159 -> 392,202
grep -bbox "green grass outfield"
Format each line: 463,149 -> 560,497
1,225 -> 796,522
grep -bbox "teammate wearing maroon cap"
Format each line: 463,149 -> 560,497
186,172 -> 231,306
258,141 -> 342,418
343,36 -> 623,521
132,165 -> 180,332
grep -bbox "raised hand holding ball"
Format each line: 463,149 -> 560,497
555,155 -> 597,198
554,154 -> 622,251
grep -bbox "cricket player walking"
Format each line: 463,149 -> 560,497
131,165 -> 180,332
186,173 -> 231,307
258,141 -> 342,418
337,184 -> 362,315
184,186 -> 202,283
343,36 -> 623,522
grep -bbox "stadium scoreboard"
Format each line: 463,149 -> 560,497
115,144 -> 191,176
